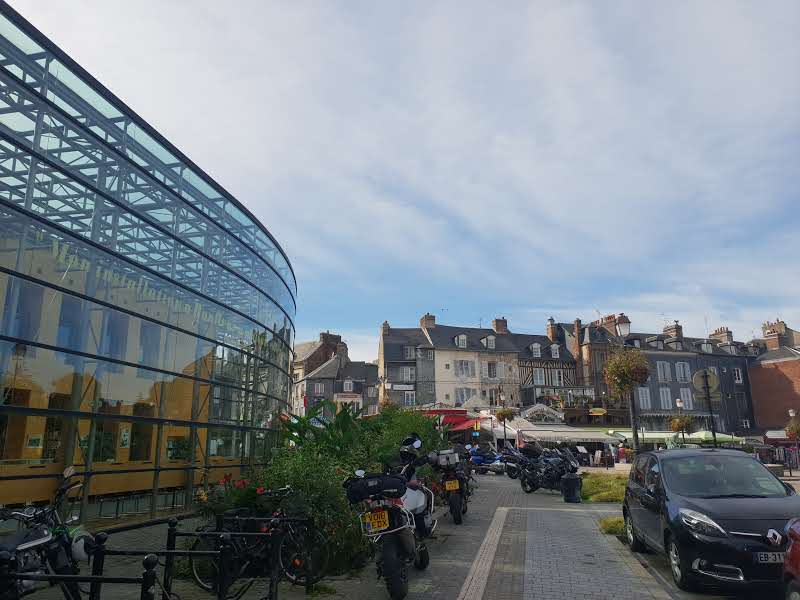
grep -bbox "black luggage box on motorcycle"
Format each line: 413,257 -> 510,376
346,474 -> 407,503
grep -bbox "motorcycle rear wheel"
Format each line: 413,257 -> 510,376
507,469 -> 519,479
381,536 -> 409,600
520,477 -> 538,494
448,493 -> 463,524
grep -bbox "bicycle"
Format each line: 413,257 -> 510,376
189,486 -> 329,598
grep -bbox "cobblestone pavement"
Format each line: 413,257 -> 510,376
25,475 -> 714,599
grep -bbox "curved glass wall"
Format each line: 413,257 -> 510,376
0,4 -> 295,521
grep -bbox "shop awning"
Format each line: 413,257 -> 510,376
517,425 -> 619,444
449,418 -> 481,431
688,430 -> 746,443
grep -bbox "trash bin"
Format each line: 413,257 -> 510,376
561,473 -> 582,503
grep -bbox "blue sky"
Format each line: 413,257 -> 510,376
13,1 -> 800,360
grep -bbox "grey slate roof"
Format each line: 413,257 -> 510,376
754,346 -> 800,363
383,327 -> 433,348
293,340 -> 321,362
306,355 -> 379,383
383,324 -> 572,360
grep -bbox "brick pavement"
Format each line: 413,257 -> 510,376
25,474 -> 674,600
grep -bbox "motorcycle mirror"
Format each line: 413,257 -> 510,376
63,466 -> 76,479
412,439 -> 422,449
355,469 -> 365,477
23,506 -> 36,517
465,444 -> 472,450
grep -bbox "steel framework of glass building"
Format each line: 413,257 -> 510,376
0,2 -> 295,521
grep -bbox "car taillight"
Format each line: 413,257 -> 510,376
787,518 -> 800,541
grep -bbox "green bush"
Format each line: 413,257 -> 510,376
598,516 -> 625,535
199,403 -> 447,574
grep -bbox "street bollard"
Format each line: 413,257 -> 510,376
89,532 -> 108,600
162,518 -> 178,600
217,534 -> 233,600
140,554 -> 159,600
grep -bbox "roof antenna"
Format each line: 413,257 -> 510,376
704,314 -> 709,338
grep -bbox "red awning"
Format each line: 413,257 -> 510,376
441,415 -> 468,426
450,418 -> 481,431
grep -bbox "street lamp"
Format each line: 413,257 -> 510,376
500,391 -> 507,449
614,313 -> 639,452
790,409 -> 798,475
675,398 -> 685,445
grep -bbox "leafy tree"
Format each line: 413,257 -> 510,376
670,415 -> 694,434
603,348 -> 650,450
786,418 -> 800,441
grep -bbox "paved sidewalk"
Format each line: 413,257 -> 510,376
26,474 -> 672,600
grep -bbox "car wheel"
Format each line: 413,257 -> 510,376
667,535 -> 695,591
787,579 -> 800,600
624,511 -> 645,552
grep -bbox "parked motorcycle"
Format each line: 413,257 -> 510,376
344,436 -> 435,600
0,466 -> 92,600
519,448 -> 579,494
501,447 -> 529,480
468,446 -> 504,475
430,449 -> 471,525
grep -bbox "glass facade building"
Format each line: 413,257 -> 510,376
0,3 -> 295,520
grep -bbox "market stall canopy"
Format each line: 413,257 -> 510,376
688,430 -> 746,443
765,429 -> 789,441
604,430 -> 678,443
518,424 -> 619,444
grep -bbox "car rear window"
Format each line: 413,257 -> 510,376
661,454 -> 788,498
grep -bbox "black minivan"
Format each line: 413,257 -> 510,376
623,448 -> 800,591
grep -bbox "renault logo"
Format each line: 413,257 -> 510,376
766,529 -> 783,546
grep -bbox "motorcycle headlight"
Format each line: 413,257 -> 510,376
679,509 -> 727,538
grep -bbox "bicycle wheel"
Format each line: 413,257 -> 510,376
279,526 -> 330,585
190,535 -> 220,592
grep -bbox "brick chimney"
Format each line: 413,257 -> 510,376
492,317 -> 509,335
335,342 -> 348,358
709,326 -> 733,344
381,321 -> 390,336
762,319 -> 797,350
319,331 -> 342,345
663,320 -> 683,339
420,313 -> 436,330
546,317 -> 558,342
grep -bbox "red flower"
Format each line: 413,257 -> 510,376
256,486 -> 266,495
234,479 -> 247,489
218,479 -> 225,486
223,473 -> 233,483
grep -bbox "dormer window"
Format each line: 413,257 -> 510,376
656,341 -> 664,350
343,380 -> 353,392
530,343 -> 541,358
675,341 -> 682,351
633,339 -> 641,348
455,334 -> 467,349
551,345 -> 560,358
482,336 -> 496,349
701,341 -> 712,353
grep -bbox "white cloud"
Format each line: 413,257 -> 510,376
12,0 -> 799,336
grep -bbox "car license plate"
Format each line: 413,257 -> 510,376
755,552 -> 785,564
363,510 -> 389,532
445,480 -> 460,491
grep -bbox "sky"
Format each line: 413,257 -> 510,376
11,1 -> 800,361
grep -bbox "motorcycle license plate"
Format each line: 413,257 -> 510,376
754,552 -> 784,564
444,480 -> 460,491
363,509 -> 389,532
